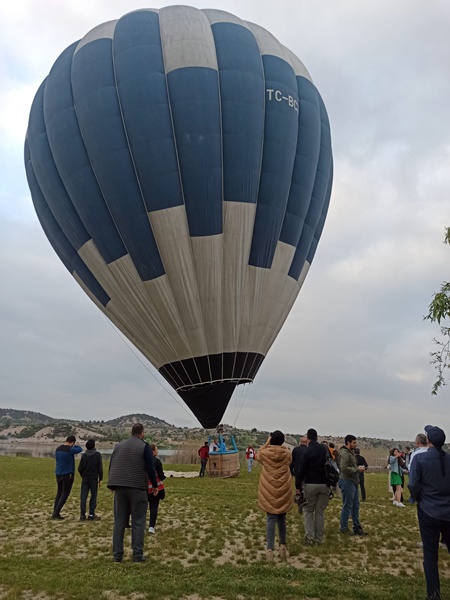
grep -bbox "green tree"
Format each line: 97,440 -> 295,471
425,227 -> 450,394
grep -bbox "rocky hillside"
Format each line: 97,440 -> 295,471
0,408 -> 54,424
0,409 -> 273,447
0,408 -> 422,453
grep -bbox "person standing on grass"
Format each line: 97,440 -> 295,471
409,425 -> 450,600
297,428 -> 330,546
52,435 -> 82,520
78,439 -> 103,521
354,448 -> 368,501
409,433 -> 428,474
255,430 -> 292,562
148,444 -> 166,534
404,446 -> 412,469
388,448 -> 406,507
198,442 -> 209,477
246,445 -> 255,473
338,435 -> 368,536
328,442 -> 338,462
108,423 -> 158,563
291,435 -> 308,490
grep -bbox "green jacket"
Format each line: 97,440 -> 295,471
338,446 -> 359,485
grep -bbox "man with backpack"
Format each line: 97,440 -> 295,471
338,435 -> 368,536
78,439 -> 103,521
297,428 -> 330,545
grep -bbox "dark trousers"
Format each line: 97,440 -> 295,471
148,489 -> 165,528
266,513 -> 286,550
418,506 -> 450,599
113,487 -> 148,560
358,473 -> 366,501
80,478 -> 98,517
53,474 -> 74,517
199,458 -> 208,477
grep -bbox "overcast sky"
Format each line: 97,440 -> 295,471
1,0 -> 450,440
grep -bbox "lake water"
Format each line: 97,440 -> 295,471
0,444 -> 176,461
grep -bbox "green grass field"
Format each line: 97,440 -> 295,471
0,456 -> 448,599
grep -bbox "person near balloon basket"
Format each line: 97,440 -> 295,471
198,442 -> 209,477
148,444 -> 166,534
246,445 -> 255,473
255,431 -> 293,562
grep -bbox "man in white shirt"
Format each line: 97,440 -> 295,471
409,433 -> 428,478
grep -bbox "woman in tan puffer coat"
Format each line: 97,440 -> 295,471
255,430 -> 293,561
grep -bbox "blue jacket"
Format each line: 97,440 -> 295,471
55,444 -> 82,476
408,447 -> 450,521
389,455 -> 402,475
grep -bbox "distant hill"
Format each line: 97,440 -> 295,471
0,408 -> 423,453
0,408 -> 54,424
104,413 -> 173,429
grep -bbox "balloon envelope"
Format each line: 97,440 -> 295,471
25,7 -> 333,428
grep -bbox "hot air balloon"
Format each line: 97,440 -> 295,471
25,7 -> 333,429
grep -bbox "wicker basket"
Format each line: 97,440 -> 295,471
207,451 -> 240,478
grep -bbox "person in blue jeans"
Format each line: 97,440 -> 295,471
409,425 -> 450,600
338,435 -> 368,536
246,445 -> 255,473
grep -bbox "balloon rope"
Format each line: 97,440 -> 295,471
102,315 -> 198,425
231,382 -> 241,425
232,382 -> 251,428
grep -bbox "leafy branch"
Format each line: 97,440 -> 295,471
424,227 -> 450,394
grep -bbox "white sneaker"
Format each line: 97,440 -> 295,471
393,501 -> 399,506
148,527 -> 155,534
396,502 -> 406,508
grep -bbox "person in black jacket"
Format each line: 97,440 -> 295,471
354,448 -> 369,501
52,435 -> 82,520
78,439 -> 103,521
298,428 -> 330,545
148,444 -> 166,534
291,435 -> 308,490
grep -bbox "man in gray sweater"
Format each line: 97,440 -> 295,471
108,423 -> 158,563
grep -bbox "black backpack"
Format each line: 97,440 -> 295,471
324,454 -> 340,487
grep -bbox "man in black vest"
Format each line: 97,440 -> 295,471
108,423 -> 158,563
